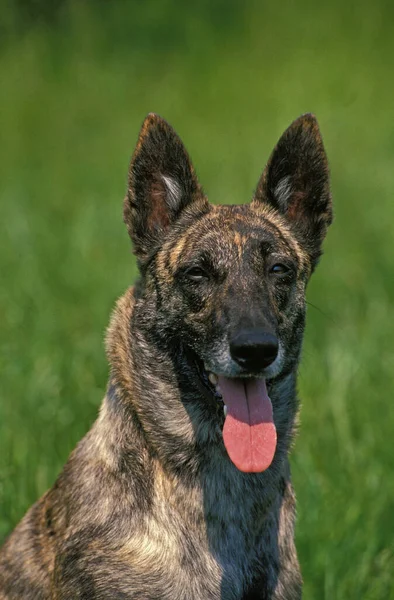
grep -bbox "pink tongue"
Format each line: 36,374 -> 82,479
219,377 -> 277,473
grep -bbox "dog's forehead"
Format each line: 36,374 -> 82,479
162,204 -> 301,274
186,204 -> 294,254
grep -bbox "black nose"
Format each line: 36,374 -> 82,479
230,329 -> 279,372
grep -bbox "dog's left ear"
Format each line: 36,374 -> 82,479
252,114 -> 333,268
124,113 -> 207,263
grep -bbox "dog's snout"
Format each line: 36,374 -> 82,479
230,329 -> 279,372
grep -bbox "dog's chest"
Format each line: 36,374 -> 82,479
149,465 -> 269,599
204,510 -> 259,598
202,472 -> 266,593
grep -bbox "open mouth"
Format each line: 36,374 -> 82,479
201,369 -> 226,413
188,349 -> 224,409
189,349 -> 277,474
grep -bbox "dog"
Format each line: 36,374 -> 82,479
0,113 -> 332,599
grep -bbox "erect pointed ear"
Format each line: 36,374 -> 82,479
123,113 -> 207,262
252,114 -> 333,268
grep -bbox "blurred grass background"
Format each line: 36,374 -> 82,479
0,0 -> 394,597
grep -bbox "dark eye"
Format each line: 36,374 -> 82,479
185,266 -> 209,282
270,263 -> 289,275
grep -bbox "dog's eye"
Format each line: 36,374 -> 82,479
185,267 -> 209,282
270,263 -> 292,276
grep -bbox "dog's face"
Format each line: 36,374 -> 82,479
124,114 -> 332,472
154,204 -> 308,382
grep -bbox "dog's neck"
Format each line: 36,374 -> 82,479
104,287 -> 298,482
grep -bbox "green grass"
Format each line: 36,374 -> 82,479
1,1 -> 394,597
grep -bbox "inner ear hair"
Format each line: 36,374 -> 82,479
161,175 -> 183,207
273,175 -> 293,212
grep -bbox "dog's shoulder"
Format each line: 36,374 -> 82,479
0,493 -> 54,599
106,286 -> 135,360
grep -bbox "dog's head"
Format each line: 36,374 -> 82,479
123,114 -> 332,472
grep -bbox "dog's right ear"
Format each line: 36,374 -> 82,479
124,114 -> 207,263
252,114 -> 332,269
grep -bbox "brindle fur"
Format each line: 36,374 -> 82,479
0,113 -> 332,599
